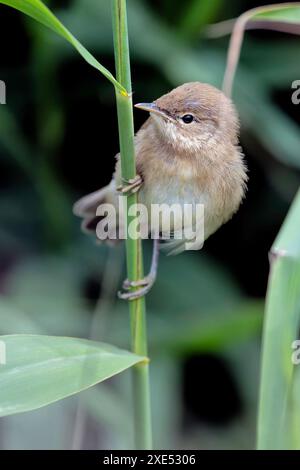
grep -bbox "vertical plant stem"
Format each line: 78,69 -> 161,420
111,0 -> 152,450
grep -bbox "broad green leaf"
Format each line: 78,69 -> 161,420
257,189 -> 300,449
254,5 -> 300,23
0,0 -> 125,93
0,335 -> 145,417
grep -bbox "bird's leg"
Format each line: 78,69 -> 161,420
118,238 -> 160,301
117,174 -> 143,195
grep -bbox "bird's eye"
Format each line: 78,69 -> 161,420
181,114 -> 194,124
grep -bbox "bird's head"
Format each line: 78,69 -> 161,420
135,82 -> 239,155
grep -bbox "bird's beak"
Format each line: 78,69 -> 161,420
134,102 -> 173,121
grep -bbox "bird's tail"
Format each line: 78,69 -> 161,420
73,181 -> 121,245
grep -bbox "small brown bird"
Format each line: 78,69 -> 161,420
74,82 -> 247,300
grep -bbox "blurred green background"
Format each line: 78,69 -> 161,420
0,0 -> 299,449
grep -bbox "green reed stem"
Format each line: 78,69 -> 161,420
111,0 -> 152,450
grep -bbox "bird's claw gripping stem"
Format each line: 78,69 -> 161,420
117,174 -> 143,195
118,275 -> 155,301
118,239 -> 160,301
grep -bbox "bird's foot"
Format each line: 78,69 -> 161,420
118,275 -> 155,301
117,175 -> 143,195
